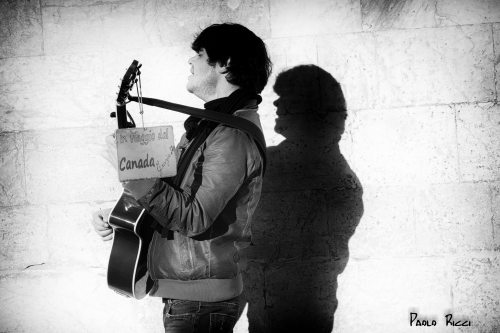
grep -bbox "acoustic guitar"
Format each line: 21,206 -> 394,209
107,60 -> 155,299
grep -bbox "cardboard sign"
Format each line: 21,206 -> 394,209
116,126 -> 176,181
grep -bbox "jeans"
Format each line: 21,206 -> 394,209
162,295 -> 241,333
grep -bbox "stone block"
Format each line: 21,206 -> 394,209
218,0 -> 271,39
23,127 -> 123,205
0,53 -> 103,87
0,206 -> 49,270
0,53 -> 107,132
0,81 -> 108,132
492,183 -> 500,250
42,1 -> 147,56
265,37 -> 318,70
269,0 -> 362,38
414,183 -> 494,255
42,0 -> 123,5
0,0 -> 43,58
349,184 -> 417,258
47,202 -> 115,268
436,0 -> 500,26
457,102 -> 500,182
349,105 -> 459,186
451,254 -> 500,332
0,132 -> 26,206
141,0 -> 271,48
495,24 -> 500,102
362,0 -> 440,30
0,269 -> 163,332
333,257 -> 453,332
376,25 -> 495,107
317,32 -> 378,110
362,0 -> 500,31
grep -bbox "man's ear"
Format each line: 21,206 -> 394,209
217,58 -> 231,74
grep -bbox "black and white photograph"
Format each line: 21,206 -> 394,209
0,0 -> 499,332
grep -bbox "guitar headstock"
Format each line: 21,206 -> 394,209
116,60 -> 141,106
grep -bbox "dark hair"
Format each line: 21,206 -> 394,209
192,23 -> 272,94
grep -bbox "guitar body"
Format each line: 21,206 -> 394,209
107,191 -> 156,299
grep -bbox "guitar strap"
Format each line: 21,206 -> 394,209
128,96 -> 267,174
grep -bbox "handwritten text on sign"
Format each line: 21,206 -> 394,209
116,126 -> 176,181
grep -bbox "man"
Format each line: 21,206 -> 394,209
92,23 -> 271,332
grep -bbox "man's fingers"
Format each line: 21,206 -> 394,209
97,228 -> 113,237
102,234 -> 113,241
94,222 -> 110,231
92,209 -> 112,232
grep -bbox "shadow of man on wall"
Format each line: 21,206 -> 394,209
241,65 -> 364,333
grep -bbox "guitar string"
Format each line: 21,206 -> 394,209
136,72 -> 145,128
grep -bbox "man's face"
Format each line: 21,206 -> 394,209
186,48 -> 218,100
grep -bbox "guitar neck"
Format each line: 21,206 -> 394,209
116,104 -> 129,129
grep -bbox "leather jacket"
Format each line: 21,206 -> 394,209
137,107 -> 263,301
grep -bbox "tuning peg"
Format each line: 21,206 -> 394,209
110,112 -> 116,118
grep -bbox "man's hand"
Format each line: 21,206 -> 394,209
91,208 -> 113,241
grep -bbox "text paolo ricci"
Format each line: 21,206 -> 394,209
410,312 -> 471,327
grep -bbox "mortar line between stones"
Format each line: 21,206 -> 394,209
44,204 -> 50,263
412,193 -> 417,256
491,24 -> 498,103
43,0 -> 134,8
267,0 -> 273,40
358,0 -> 363,31
349,100 -> 494,114
489,185 -> 495,245
315,37 -> 319,65
450,283 -> 454,333
453,106 -> 462,184
20,132 -> 28,206
39,0 -> 45,55
267,22 -> 500,41
372,30 -> 379,111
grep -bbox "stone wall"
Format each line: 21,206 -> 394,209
0,0 -> 499,332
